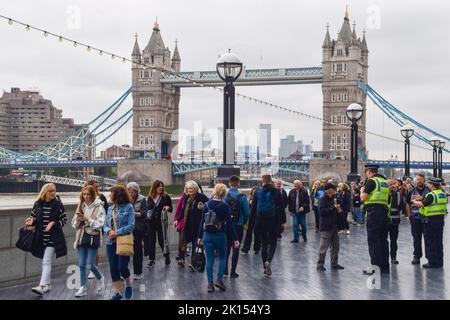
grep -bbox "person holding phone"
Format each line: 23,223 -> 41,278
316,183 -> 344,271
72,185 -> 106,297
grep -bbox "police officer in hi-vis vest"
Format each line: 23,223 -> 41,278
412,177 -> 447,268
361,164 -> 390,275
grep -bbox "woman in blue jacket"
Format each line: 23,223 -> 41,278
198,183 -> 239,293
104,185 -> 135,300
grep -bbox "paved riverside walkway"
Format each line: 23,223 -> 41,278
0,219 -> 448,300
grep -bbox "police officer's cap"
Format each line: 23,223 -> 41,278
364,164 -> 379,171
427,177 -> 443,185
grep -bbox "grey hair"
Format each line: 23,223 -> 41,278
293,180 -> 302,185
185,180 -> 199,192
126,182 -> 140,194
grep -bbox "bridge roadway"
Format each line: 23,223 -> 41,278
1,159 -> 449,171
0,220 -> 448,300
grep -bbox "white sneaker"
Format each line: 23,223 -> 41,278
31,285 -> 44,296
96,276 -> 105,293
346,230 -> 351,235
42,284 -> 51,293
133,274 -> 144,280
75,286 -> 87,297
88,271 -> 95,279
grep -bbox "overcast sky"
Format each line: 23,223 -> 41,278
0,0 -> 449,162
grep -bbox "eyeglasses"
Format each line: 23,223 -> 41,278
47,190 -> 56,193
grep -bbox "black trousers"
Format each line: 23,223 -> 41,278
242,214 -> 261,252
410,218 -> 424,259
366,207 -> 390,272
388,223 -> 399,259
133,220 -> 149,275
423,216 -> 445,267
225,225 -> 244,274
259,231 -> 278,267
148,218 -> 165,260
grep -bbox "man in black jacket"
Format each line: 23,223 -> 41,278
317,183 -> 344,271
288,180 -> 310,242
274,179 -> 288,240
252,174 -> 284,277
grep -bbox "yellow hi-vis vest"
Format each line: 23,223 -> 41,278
364,176 -> 389,206
420,189 -> 448,217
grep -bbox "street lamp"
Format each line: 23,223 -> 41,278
438,140 -> 446,179
400,124 -> 414,179
346,103 -> 364,182
216,51 -> 243,181
430,136 -> 440,177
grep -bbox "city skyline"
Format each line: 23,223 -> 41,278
0,0 -> 449,162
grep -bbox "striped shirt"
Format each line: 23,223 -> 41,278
31,200 -> 67,247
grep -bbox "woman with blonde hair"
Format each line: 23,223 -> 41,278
25,183 -> 67,296
174,180 -> 208,269
310,180 -> 323,233
72,185 -> 106,297
198,183 -> 239,292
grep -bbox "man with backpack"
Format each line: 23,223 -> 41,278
224,176 -> 250,278
251,174 -> 284,277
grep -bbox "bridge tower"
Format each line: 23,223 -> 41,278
321,7 -> 369,161
130,21 -> 180,159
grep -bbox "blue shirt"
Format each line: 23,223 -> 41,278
103,203 -> 135,245
198,199 -> 238,241
224,188 -> 250,226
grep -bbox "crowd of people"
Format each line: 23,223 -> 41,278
23,166 -> 448,299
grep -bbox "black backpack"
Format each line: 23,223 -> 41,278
203,203 -> 223,232
227,194 -> 244,223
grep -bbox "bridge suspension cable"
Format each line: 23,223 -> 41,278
358,81 -> 449,153
1,14 -> 446,157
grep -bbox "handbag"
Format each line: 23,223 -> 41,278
16,226 -> 38,252
112,207 -> 134,256
147,196 -> 162,220
192,246 -> 205,272
79,229 -> 100,248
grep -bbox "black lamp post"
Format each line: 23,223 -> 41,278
400,124 -> 414,179
346,103 -> 363,182
430,136 -> 440,178
438,140 -> 445,179
216,51 -> 243,181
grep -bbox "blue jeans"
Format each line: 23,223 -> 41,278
78,246 -> 102,286
353,207 -> 364,224
203,232 -> 227,284
292,212 -> 307,240
106,243 -> 131,282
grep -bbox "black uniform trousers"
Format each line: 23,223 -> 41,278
366,205 -> 390,272
423,216 -> 445,267
388,221 -> 399,260
410,218 -> 424,259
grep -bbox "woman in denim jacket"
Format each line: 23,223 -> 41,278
104,185 -> 135,300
